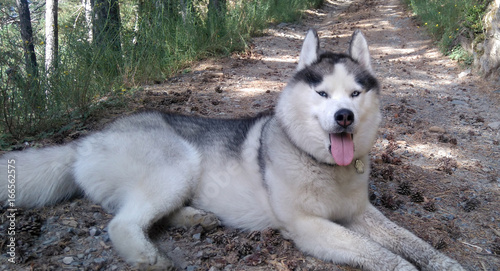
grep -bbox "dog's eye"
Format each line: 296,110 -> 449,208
351,91 -> 361,98
316,91 -> 328,98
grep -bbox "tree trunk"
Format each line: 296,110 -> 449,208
45,0 -> 58,76
16,0 -> 38,78
83,0 -> 94,42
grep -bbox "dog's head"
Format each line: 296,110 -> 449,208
276,29 -> 381,166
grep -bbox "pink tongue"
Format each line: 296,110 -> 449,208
330,133 -> 354,166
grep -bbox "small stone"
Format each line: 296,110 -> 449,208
458,69 -> 471,78
61,219 -> 78,228
63,256 -> 74,265
77,253 -> 85,259
94,258 -> 106,264
192,233 -> 201,240
89,227 -> 101,237
42,237 -> 58,246
101,233 -> 110,242
487,121 -> 500,130
429,126 -> 446,133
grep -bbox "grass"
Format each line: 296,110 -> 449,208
0,0 -> 323,147
404,0 -> 490,61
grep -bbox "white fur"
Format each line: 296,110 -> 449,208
0,30 -> 465,271
349,30 -> 373,72
297,29 -> 319,71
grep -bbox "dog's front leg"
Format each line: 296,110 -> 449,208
348,204 -> 464,271
286,215 -> 417,271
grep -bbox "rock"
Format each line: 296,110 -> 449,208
192,233 -> 201,240
478,0 -> 500,81
42,237 -> 58,246
458,69 -> 471,78
93,258 -> 106,264
429,126 -> 446,133
62,256 -> 74,265
488,121 -> 500,130
89,227 -> 101,237
61,218 -> 78,228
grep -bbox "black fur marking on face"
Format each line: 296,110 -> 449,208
294,68 -> 323,86
355,71 -> 379,93
317,52 -> 350,65
294,51 -> 379,93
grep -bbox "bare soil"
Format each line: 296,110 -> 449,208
2,0 -> 499,270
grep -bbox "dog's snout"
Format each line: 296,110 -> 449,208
335,109 -> 354,128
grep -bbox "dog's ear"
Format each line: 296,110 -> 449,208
297,29 -> 319,71
348,30 -> 372,73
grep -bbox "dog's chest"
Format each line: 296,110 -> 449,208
295,164 -> 369,222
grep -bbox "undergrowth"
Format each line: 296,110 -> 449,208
404,0 -> 490,63
0,0 -> 323,147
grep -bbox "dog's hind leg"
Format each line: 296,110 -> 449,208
74,130 -> 202,269
107,165 -> 199,269
108,201 -> 175,269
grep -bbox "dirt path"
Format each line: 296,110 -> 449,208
2,0 -> 499,270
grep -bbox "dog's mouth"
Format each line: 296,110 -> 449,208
329,133 -> 354,166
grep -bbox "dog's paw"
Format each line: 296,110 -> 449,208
135,255 -> 175,271
426,255 -> 465,271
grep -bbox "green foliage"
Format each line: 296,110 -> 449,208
449,46 -> 474,65
404,0 -> 490,61
0,0 -> 323,144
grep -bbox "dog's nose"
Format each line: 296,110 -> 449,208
335,109 -> 354,128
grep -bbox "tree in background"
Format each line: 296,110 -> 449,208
45,0 -> 58,84
16,0 -> 38,79
83,0 -> 94,42
0,0 -> 324,140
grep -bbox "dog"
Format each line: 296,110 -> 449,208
1,29 -> 464,270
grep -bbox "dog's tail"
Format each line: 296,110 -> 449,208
0,143 -> 81,208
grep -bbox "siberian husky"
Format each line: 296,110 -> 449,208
1,29 -> 464,270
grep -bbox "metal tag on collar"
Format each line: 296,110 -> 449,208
355,159 -> 364,174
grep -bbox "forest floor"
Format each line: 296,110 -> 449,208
2,0 -> 500,270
